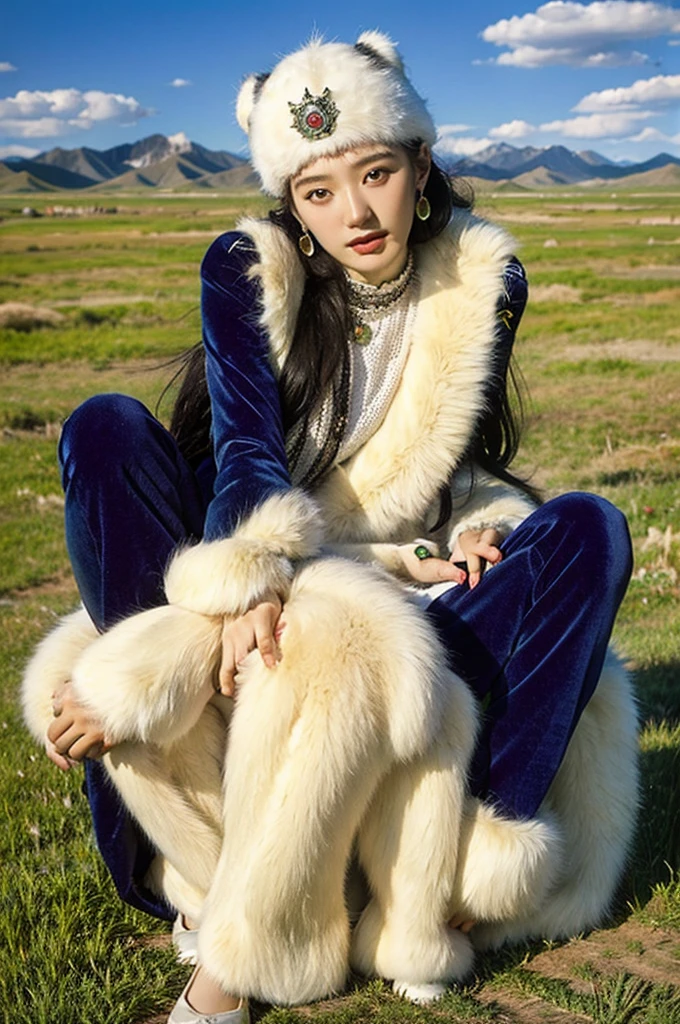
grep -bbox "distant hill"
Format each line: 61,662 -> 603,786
444,144 -> 680,186
511,167 -> 573,188
0,132 -> 253,193
0,164 -> 57,193
1,134 -> 678,193
586,163 -> 680,189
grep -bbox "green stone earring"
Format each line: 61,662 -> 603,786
415,193 -> 431,222
298,230 -> 315,257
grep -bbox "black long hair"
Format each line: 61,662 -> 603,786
168,148 -> 539,525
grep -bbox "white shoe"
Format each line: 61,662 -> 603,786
172,914 -> 199,965
168,968 -> 249,1023
393,980 -> 447,1003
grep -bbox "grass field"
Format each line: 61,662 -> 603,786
1,187 -> 679,1024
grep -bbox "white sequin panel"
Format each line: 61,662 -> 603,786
291,266 -> 420,482
338,283 -> 419,463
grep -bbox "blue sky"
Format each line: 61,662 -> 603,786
2,0 -> 679,165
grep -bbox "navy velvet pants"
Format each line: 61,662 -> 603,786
59,394 -> 633,919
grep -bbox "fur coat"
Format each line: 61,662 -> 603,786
21,210 -> 639,1004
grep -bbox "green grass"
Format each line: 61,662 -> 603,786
1,185 -> 679,1022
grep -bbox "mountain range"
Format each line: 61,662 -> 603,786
440,142 -> 680,187
1,133 -> 679,193
0,132 -> 258,194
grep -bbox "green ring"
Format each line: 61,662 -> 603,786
414,544 -> 433,561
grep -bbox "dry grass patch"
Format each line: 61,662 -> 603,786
0,302 -> 65,330
530,284 -> 582,304
556,340 -> 680,362
607,288 -> 680,306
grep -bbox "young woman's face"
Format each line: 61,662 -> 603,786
290,143 -> 430,286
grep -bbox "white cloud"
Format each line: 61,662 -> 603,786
482,1 -> 680,68
434,134 -> 494,157
494,44 -> 650,67
540,110 -> 656,136
0,62 -> 17,73
0,143 -> 39,158
437,123 -> 473,134
575,73 -> 680,110
0,116 -> 68,138
0,87 -> 152,137
625,125 -> 680,143
490,119 -> 537,138
170,78 -> 191,88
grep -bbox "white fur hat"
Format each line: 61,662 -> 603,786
237,31 -> 437,197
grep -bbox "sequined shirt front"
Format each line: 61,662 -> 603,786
290,257 -> 420,483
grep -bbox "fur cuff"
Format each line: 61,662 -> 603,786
21,608 -> 98,744
165,490 -> 323,616
70,604 -> 223,746
451,800 -> 564,923
448,472 -> 537,552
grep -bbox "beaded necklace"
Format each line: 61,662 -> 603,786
347,251 -> 415,345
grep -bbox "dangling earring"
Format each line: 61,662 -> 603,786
415,191 -> 431,222
298,228 -> 315,257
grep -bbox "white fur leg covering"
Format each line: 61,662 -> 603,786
104,700 -> 227,904
471,651 -> 638,951
453,801 -> 564,932
145,855 -> 208,925
21,607 -> 98,744
198,559 -> 461,1005
479,651 -> 638,949
351,668 -> 478,987
70,604 -> 223,746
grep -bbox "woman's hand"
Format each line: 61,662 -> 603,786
450,527 -> 503,589
219,592 -> 285,697
398,543 -> 467,586
46,681 -> 111,769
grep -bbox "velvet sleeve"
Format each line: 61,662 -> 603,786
494,256 -> 528,376
200,231 -> 292,541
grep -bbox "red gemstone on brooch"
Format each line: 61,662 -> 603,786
306,111 -> 324,129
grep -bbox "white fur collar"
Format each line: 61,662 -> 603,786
238,210 -> 517,542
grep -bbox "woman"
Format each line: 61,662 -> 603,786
22,32 -> 638,1024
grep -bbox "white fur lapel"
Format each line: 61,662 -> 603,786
239,210 -> 517,541
237,216 -> 305,374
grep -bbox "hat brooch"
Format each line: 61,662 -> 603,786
289,87 -> 339,140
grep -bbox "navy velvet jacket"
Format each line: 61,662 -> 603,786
200,230 -> 528,543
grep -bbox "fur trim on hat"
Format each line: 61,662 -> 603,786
238,32 -> 436,196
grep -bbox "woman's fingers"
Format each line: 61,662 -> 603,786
399,544 -> 466,584
219,597 -> 284,696
218,634 -> 238,696
457,528 -> 504,588
448,913 -> 476,933
254,606 -> 281,670
51,723 -> 85,755
45,739 -> 74,772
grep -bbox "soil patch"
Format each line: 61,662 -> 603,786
476,988 -> 592,1022
525,920 -> 680,991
